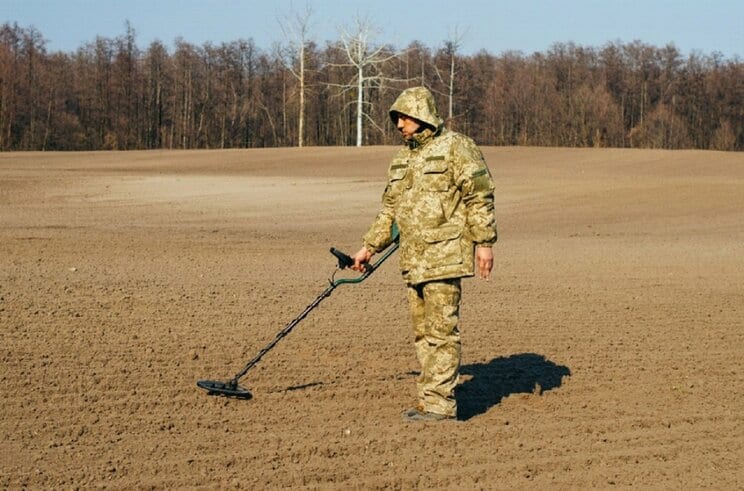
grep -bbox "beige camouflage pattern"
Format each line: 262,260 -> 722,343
363,86 -> 497,286
407,278 -> 462,417
361,87 -> 497,419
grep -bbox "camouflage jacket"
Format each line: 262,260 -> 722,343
363,87 -> 497,285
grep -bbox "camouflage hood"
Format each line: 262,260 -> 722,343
389,86 -> 444,132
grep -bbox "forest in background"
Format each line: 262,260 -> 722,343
1,21 -> 741,151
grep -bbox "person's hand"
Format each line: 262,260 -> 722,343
475,245 -> 493,280
351,246 -> 373,272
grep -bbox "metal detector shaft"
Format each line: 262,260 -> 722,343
227,239 -> 399,386
228,283 -> 334,384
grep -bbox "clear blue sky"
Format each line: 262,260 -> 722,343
2,0 -> 742,58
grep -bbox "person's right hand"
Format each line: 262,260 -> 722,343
351,246 -> 373,272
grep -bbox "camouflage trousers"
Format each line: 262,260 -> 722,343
406,278 -> 461,418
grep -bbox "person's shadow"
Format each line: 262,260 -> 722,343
456,353 -> 571,420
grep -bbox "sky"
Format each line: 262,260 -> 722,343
2,0 -> 742,58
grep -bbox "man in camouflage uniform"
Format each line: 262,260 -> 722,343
351,86 -> 497,421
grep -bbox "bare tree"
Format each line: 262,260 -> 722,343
143,41 -> 169,148
434,26 -> 467,126
278,3 -> 314,147
333,16 -> 404,147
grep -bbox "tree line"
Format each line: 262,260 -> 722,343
1,22 -> 741,151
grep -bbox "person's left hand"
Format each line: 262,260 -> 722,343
476,245 -> 493,280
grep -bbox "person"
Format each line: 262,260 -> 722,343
351,86 -> 497,422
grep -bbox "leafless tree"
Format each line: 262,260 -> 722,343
433,26 -> 468,126
332,16 -> 406,146
278,3 -> 314,147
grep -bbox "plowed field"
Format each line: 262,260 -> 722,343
2,146 -> 742,488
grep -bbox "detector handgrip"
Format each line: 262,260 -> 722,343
330,247 -> 355,269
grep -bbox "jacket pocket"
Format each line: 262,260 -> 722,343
389,164 -> 408,181
422,158 -> 450,191
421,225 -> 463,267
387,165 -> 409,194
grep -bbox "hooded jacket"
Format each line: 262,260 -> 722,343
363,86 -> 497,285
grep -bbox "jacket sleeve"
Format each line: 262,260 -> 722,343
362,173 -> 397,254
452,137 -> 498,246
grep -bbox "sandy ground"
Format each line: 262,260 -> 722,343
1,146 -> 743,488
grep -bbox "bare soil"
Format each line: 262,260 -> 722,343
1,146 -> 743,488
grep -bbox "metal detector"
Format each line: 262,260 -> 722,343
196,225 -> 399,400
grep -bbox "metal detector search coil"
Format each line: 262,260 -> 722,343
196,225 -> 399,400
196,379 -> 253,399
